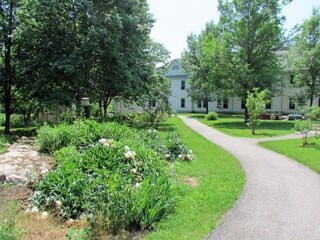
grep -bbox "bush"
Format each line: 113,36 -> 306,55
36,120 -> 195,162
33,120 -> 195,234
30,141 -> 174,233
205,111 -> 218,121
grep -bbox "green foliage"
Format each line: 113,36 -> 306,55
205,111 -> 218,121
246,88 -> 270,134
0,201 -> 25,240
31,140 -> 174,233
294,106 -> 320,146
289,8 -> 320,107
294,121 -> 313,146
145,117 -> 245,239
33,120 -> 195,233
36,120 -> 194,162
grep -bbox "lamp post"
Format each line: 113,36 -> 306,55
81,97 -> 91,119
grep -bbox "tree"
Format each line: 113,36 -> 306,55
246,88 -> 269,134
218,0 -> 289,121
0,0 -> 22,134
182,22 -> 227,114
289,8 -> 320,107
16,0 -> 159,121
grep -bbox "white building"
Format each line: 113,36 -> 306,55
165,58 -> 320,114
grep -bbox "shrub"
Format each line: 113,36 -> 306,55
33,120 -> 195,234
36,120 -> 195,162
30,141 -> 174,233
295,121 -> 313,146
205,111 -> 218,121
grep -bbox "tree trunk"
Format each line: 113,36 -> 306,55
244,106 -> 249,123
3,1 -> 14,134
4,107 -> 11,134
205,99 -> 209,114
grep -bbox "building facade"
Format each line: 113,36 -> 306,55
165,58 -> 320,114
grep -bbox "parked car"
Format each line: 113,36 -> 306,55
288,112 -> 303,120
259,111 -> 282,120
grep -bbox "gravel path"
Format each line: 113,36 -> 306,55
179,116 -> 320,240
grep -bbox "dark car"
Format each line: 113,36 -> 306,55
288,112 -> 303,120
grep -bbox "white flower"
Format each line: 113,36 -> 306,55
125,150 -> 136,160
41,211 -> 49,219
148,129 -> 152,133
131,168 -> 137,174
31,206 -> 39,213
99,138 -> 107,144
135,182 -> 141,188
124,146 -> 130,151
165,154 -> 171,159
178,154 -> 183,159
55,200 -> 62,209
188,150 -> 193,154
153,129 -> 157,133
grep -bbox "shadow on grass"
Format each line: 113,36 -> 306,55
158,122 -> 177,132
213,121 -> 295,131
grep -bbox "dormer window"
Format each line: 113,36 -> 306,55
172,65 -> 179,70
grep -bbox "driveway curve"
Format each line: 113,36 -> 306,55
179,116 -> 320,240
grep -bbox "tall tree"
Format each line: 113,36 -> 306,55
17,0 -> 157,119
0,0 -> 21,134
289,8 -> 320,107
182,22 -> 227,114
218,0 -> 289,121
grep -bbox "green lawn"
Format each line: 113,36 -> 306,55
185,113 -> 296,138
145,117 -> 245,240
260,137 -> 320,174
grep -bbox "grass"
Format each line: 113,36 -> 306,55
0,117 -> 245,239
0,136 -> 7,154
184,113 -> 296,138
145,117 -> 245,240
260,137 -> 320,174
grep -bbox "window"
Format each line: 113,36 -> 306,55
289,75 -> 295,85
265,98 -> 271,109
217,99 -> 228,109
223,99 -> 228,109
181,80 -> 185,90
241,99 -> 246,109
203,100 -> 208,109
197,100 -> 202,108
181,98 -> 185,108
172,65 -> 179,70
289,98 -> 296,110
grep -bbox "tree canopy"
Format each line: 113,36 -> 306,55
289,7 -> 320,107
0,0 -> 168,132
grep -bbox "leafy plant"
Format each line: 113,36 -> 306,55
205,111 -> 218,121
31,136 -> 176,234
246,88 -> 270,134
0,201 -> 25,240
294,121 -> 313,146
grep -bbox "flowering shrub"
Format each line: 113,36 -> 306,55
31,138 -> 175,233
33,120 -> 194,233
36,120 -> 195,162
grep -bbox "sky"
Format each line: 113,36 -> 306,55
147,0 -> 320,59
